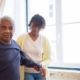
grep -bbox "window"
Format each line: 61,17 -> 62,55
27,0 -> 80,68
49,5 -> 53,10
49,12 -> 53,17
62,0 -> 80,65
49,4 -> 53,17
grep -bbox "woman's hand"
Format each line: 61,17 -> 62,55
34,66 -> 46,78
39,68 -> 46,78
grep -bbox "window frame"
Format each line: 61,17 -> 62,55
26,0 -> 80,69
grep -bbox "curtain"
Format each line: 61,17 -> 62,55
0,0 -> 6,17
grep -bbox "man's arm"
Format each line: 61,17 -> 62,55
20,50 -> 41,68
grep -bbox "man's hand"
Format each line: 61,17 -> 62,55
34,66 -> 46,78
34,66 -> 39,71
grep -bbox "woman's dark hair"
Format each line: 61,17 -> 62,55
29,14 -> 45,28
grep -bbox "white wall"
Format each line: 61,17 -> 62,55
3,0 -> 27,40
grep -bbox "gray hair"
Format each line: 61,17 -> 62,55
0,16 -> 14,27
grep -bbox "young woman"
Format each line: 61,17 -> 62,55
17,14 -> 51,80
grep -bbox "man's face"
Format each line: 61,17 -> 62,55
0,20 -> 15,44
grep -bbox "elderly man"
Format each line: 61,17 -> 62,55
0,16 -> 46,80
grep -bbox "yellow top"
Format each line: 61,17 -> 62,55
17,33 -> 52,80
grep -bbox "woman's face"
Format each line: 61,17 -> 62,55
30,22 -> 45,36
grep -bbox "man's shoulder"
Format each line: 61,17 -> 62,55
12,39 -> 21,49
